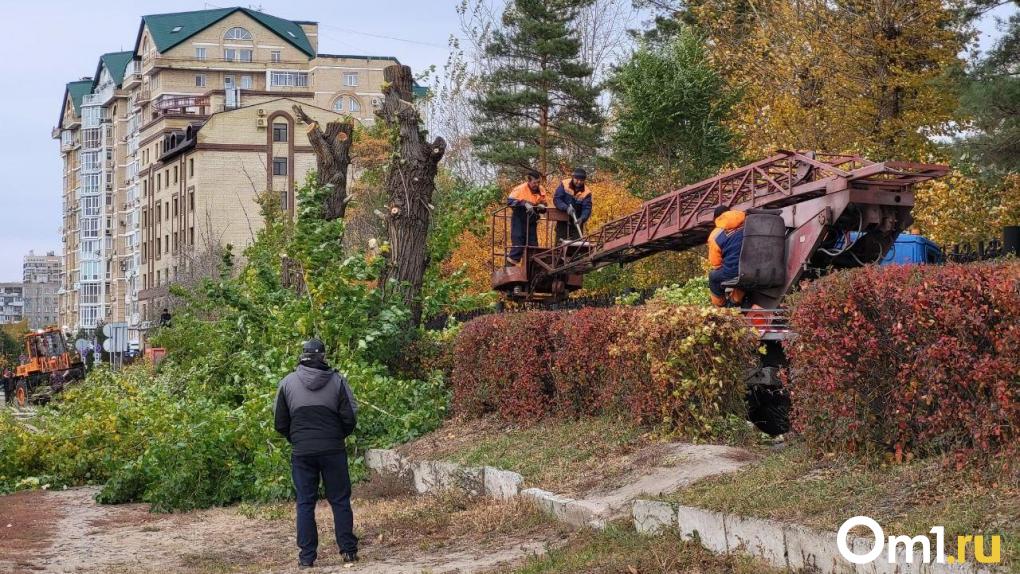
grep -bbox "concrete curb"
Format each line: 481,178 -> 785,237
631,499 -> 1005,574
366,449 -> 1005,573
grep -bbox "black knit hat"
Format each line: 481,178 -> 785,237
572,168 -> 587,180
713,205 -> 728,219
302,338 -> 326,354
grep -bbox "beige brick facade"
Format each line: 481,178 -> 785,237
54,7 -> 401,342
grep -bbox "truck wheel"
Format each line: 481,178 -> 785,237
14,379 -> 30,409
747,385 -> 790,436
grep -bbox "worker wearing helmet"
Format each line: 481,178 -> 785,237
274,338 -> 360,567
506,170 -> 548,266
554,168 -> 593,243
707,205 -> 746,307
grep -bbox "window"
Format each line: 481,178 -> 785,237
189,158 -> 194,177
272,157 -> 288,176
349,97 -> 361,113
272,122 -> 288,142
189,189 -> 195,211
189,227 -> 194,245
270,71 -> 308,87
344,72 -> 359,87
239,49 -> 253,62
155,201 -> 161,222
165,234 -> 169,253
332,98 -> 345,113
195,74 -> 206,87
240,75 -> 252,89
224,48 -> 236,62
271,50 -> 281,63
195,47 -> 206,60
173,197 -> 178,217
173,232 -> 178,253
224,27 -> 252,40
173,166 -> 178,183
164,202 -> 169,220
156,173 -> 161,190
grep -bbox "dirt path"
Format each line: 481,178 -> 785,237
0,487 -> 567,574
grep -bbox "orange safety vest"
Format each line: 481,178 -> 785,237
560,179 -> 592,201
707,210 -> 745,269
509,182 -> 548,205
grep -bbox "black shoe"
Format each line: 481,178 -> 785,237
341,551 -> 359,563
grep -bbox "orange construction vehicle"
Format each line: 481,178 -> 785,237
11,328 -> 85,407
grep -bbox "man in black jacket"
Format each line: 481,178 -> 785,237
274,338 -> 359,568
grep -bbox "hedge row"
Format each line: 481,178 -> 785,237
787,262 -> 1020,467
450,304 -> 758,438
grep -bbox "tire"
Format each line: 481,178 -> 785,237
14,379 -> 30,409
747,384 -> 790,436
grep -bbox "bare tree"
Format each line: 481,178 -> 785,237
378,64 -> 447,326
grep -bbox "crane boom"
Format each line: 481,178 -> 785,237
492,150 -> 949,307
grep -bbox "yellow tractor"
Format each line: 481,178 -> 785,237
11,328 -> 85,407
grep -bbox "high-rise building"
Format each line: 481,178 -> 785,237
54,7 -> 411,343
22,251 -> 62,329
0,283 -> 24,325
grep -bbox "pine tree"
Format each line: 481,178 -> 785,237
609,28 -> 740,198
955,10 -> 1020,175
471,0 -> 603,177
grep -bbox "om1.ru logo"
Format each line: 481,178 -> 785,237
837,516 -> 1001,565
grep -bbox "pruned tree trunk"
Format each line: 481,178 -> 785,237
292,105 -> 354,220
377,65 -> 447,326
286,105 -> 355,292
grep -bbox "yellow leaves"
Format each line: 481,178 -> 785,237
913,170 -> 1019,245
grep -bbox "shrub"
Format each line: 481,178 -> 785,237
626,304 -> 758,437
786,262 -> 1020,469
549,307 -> 647,416
449,304 -> 759,438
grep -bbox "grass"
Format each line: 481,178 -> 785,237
663,443 -> 1020,570
400,415 -> 653,495
499,525 -> 784,574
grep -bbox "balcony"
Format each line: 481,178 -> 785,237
154,94 -> 210,117
123,61 -> 142,88
135,89 -> 151,106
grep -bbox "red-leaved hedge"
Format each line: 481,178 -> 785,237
787,262 -> 1020,465
450,305 -> 758,437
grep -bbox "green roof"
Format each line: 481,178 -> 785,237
58,79 -> 93,127
94,51 -> 135,89
137,7 -> 315,58
67,80 -> 93,115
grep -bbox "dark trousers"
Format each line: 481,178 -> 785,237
508,211 -> 539,262
291,452 -> 358,564
555,220 -> 584,243
708,268 -> 736,298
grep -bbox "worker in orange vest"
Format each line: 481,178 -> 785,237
554,168 -> 593,243
707,205 -> 746,307
506,170 -> 548,266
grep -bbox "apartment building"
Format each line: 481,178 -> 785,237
0,283 -> 24,325
55,7 -> 408,341
22,251 -> 62,329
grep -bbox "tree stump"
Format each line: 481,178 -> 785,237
377,65 -> 447,326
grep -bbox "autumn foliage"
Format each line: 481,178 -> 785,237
450,304 -> 758,438
786,262 -> 1020,470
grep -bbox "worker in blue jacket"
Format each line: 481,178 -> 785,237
707,205 -> 746,307
553,168 -> 593,243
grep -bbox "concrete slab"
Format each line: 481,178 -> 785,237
633,499 -> 676,535
724,514 -> 788,569
483,466 -> 523,501
676,505 -> 729,554
785,524 -> 857,574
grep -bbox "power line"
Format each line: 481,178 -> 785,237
318,23 -> 447,49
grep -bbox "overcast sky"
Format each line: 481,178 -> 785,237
0,1 -> 1015,281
